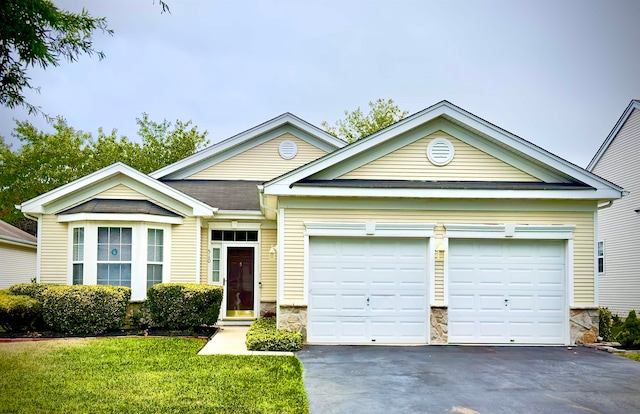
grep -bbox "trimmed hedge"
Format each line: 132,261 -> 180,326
9,283 -> 52,301
0,294 -> 43,332
40,285 -> 131,334
246,317 -> 303,352
618,309 -> 640,349
146,283 -> 223,330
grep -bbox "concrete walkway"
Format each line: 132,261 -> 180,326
197,326 -> 294,356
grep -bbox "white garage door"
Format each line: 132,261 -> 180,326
448,239 -> 566,345
308,237 -> 428,344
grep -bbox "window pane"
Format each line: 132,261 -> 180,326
247,231 -> 258,242
598,258 -> 604,273
597,241 -> 604,257
212,230 -> 223,241
97,244 -> 109,261
212,248 -> 220,260
236,231 -> 247,241
98,227 -> 108,243
109,228 -> 121,244
73,264 -> 83,285
109,246 -> 121,261
121,245 -> 132,261
148,229 -> 156,245
147,264 -> 162,289
97,264 -> 108,284
223,231 -> 234,241
122,228 -> 132,243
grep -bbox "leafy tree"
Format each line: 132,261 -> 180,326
0,0 -> 112,115
322,98 -> 409,143
0,116 -> 209,232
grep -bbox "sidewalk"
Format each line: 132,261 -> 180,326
197,326 -> 294,356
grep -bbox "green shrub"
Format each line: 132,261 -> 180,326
617,309 -> 640,349
0,294 -> 43,332
125,301 -> 153,329
246,317 -> 303,352
146,283 -> 223,330
9,283 -> 54,301
40,285 -> 131,334
599,307 -> 613,341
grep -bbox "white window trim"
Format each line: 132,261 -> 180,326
597,240 -> 605,275
67,221 -> 171,301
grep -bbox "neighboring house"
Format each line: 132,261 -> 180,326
587,99 -> 640,317
0,220 -> 37,288
18,101 -> 624,345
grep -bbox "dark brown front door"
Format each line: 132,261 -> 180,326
226,247 -> 254,317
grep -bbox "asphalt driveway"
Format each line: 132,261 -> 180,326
298,345 -> 640,414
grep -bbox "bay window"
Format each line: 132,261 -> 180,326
69,223 -> 169,300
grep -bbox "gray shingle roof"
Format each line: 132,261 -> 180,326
59,199 -> 180,216
0,220 -> 37,244
162,180 -> 262,211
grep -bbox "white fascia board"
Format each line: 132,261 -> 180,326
57,213 -> 183,224
0,236 -> 37,249
264,184 -> 621,200
305,221 -> 435,237
436,107 -> 624,193
211,210 -> 265,220
587,101 -> 640,171
150,113 -> 345,179
19,163 -> 216,217
265,101 -> 623,195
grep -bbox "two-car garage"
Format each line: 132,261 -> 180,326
306,235 -> 568,345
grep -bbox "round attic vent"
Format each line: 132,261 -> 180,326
279,140 -> 298,160
426,138 -> 455,166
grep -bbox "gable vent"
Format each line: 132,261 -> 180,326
426,138 -> 455,166
279,140 -> 298,160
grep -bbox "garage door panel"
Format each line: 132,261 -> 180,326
308,237 -> 428,344
449,239 -> 566,345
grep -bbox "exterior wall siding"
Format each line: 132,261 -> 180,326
96,184 -> 147,199
188,133 -> 328,181
0,244 -> 37,288
592,108 -> 640,315
170,217 -> 199,283
282,201 -> 595,306
39,214 -> 68,284
340,132 -> 539,181
260,227 -> 277,301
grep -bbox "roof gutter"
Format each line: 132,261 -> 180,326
257,185 -> 279,218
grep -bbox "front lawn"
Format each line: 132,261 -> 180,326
0,338 -> 308,413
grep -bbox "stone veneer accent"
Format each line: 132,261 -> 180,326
430,306 -> 448,344
570,307 -> 599,345
278,305 -> 308,337
260,301 -> 277,316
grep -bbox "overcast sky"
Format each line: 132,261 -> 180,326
2,0 -> 639,168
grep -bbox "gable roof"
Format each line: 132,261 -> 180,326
0,220 -> 37,248
149,113 -> 346,180
587,99 -> 640,171
264,100 -> 624,201
19,163 -> 216,217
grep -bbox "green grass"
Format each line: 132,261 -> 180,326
622,353 -> 640,362
0,338 -> 308,413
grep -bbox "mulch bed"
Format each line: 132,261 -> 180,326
0,326 -> 218,342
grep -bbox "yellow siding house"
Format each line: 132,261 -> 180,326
19,103 -> 624,345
